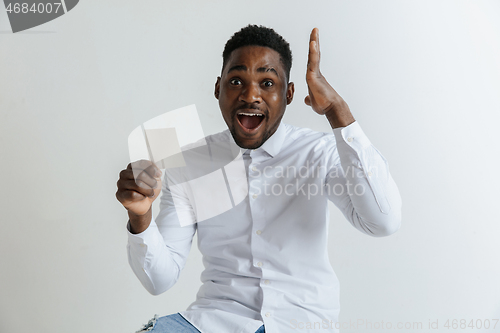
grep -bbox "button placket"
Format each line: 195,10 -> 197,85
248,152 -> 273,310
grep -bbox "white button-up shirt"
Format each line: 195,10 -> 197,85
127,120 -> 402,333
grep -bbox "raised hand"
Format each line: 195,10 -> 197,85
116,160 -> 162,233
305,28 -> 355,128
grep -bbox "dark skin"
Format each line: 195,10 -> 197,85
214,45 -> 294,149
115,160 -> 162,234
304,28 -> 355,128
116,28 -> 355,234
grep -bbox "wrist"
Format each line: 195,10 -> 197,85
128,208 -> 152,234
324,99 -> 355,129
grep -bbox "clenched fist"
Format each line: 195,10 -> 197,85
116,160 -> 162,233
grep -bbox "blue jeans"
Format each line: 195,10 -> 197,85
136,313 -> 265,333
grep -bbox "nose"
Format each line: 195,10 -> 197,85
239,83 -> 262,104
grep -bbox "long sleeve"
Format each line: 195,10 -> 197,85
326,121 -> 402,236
126,173 -> 197,295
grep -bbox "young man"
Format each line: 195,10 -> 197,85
116,25 -> 401,333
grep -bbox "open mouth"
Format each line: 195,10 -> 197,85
236,111 -> 265,132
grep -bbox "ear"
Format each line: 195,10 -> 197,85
286,82 -> 295,105
214,77 -> 221,100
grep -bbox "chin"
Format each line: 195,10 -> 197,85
230,131 -> 264,150
235,137 -> 263,150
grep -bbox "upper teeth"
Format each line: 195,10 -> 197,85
238,113 -> 263,116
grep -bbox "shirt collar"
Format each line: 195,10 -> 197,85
255,121 -> 286,157
229,121 -> 287,158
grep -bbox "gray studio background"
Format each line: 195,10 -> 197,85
1,1 -> 499,332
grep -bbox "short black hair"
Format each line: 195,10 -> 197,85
222,25 -> 293,82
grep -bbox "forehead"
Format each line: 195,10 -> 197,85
223,45 -> 285,77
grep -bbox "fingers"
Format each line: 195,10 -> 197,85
310,27 -> 319,51
116,188 -> 150,204
128,160 -> 162,178
127,160 -> 162,188
307,27 -> 320,73
118,179 -> 156,198
119,169 -> 157,192
117,160 -> 161,201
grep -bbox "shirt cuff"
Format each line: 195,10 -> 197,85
127,217 -> 162,248
333,120 -> 372,151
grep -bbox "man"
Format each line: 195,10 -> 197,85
116,25 -> 401,333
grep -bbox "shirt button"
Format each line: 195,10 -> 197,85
347,137 -> 353,142
252,193 -> 258,199
252,166 -> 257,172
265,312 -> 271,317
256,230 -> 262,235
367,171 -> 373,177
256,261 -> 263,267
264,279 -> 270,285
140,244 -> 145,248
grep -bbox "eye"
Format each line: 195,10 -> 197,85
262,80 -> 273,88
230,78 -> 242,85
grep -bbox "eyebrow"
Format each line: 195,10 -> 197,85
227,65 -> 279,78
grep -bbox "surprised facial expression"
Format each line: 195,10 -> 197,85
215,46 -> 294,149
